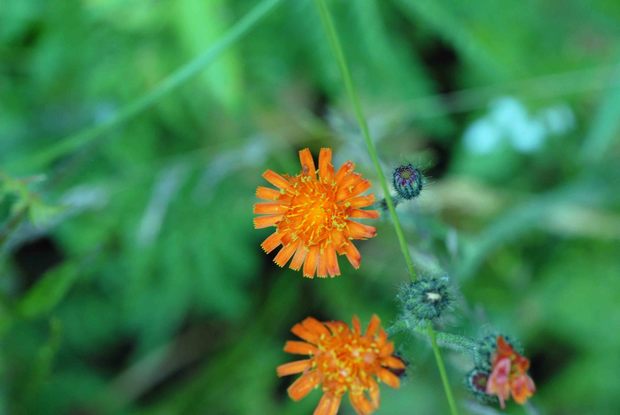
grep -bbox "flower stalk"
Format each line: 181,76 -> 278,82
313,0 -> 460,413
313,0 -> 416,279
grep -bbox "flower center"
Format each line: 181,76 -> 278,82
280,178 -> 347,246
315,337 -> 379,396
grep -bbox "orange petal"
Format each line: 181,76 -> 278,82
343,242 -> 361,269
263,169 -> 293,191
379,341 -> 394,357
284,340 -> 318,355
350,179 -> 371,197
349,209 -> 379,219
349,392 -> 375,415
253,203 -> 288,215
337,178 -> 370,200
277,359 -> 312,377
384,355 -> 406,370
511,374 -> 536,404
274,242 -> 298,267
346,195 -> 375,209
347,221 -> 377,239
288,370 -> 320,401
369,378 -> 380,408
316,249 -> 328,278
337,172 -> 361,191
496,336 -> 514,358
303,246 -> 319,278
261,232 -> 282,254
366,314 -> 381,338
378,367 -> 400,388
514,354 -> 531,372
291,323 -> 320,344
335,160 -> 355,184
325,321 -> 348,336
314,393 -> 342,415
331,230 -> 347,252
301,317 -> 330,337
318,148 -> 334,183
253,215 -> 283,229
486,358 -> 511,409
299,148 -> 316,177
324,244 -> 340,277
256,186 -> 281,201
377,328 -> 388,344
352,315 -> 361,335
289,245 -> 308,271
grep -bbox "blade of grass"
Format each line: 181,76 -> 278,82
313,1 -> 459,413
8,0 -> 284,173
581,63 -> 620,163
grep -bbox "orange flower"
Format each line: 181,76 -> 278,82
486,336 -> 536,408
254,148 -> 379,278
277,314 -> 405,415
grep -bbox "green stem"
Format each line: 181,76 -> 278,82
313,1 -> 459,414
314,0 -> 416,279
428,325 -> 460,415
8,0 -> 284,173
388,321 -> 477,355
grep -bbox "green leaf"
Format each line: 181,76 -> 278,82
175,0 -> 243,111
582,64 -> 620,162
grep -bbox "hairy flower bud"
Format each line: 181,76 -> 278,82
397,276 -> 453,323
392,163 -> 423,200
465,369 -> 499,405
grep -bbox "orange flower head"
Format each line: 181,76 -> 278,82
486,336 -> 536,408
254,148 -> 379,278
277,314 -> 405,415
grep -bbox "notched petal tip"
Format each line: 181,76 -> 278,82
346,221 -> 377,240
299,148 -> 317,177
378,367 -> 401,389
261,232 -> 282,253
343,242 -> 361,269
284,340 -> 318,355
263,169 -> 293,191
253,215 -> 283,229
288,370 -> 321,401
315,393 -> 342,415
274,242 -> 298,267
256,185 -> 281,201
349,208 -> 380,219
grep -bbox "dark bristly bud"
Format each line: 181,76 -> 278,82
465,369 -> 499,405
397,275 -> 453,323
392,163 -> 423,200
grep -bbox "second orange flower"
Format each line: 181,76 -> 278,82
254,148 -> 379,278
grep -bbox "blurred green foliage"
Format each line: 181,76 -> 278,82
1,0 -> 620,414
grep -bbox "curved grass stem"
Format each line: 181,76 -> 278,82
313,1 -> 459,413
9,0 -> 284,173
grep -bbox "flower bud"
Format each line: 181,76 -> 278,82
467,334 -> 535,408
465,369 -> 498,405
392,163 -> 423,200
397,276 -> 453,323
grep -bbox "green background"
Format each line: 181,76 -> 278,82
1,0 -> 619,414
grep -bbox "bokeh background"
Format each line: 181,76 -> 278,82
1,0 -> 620,414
